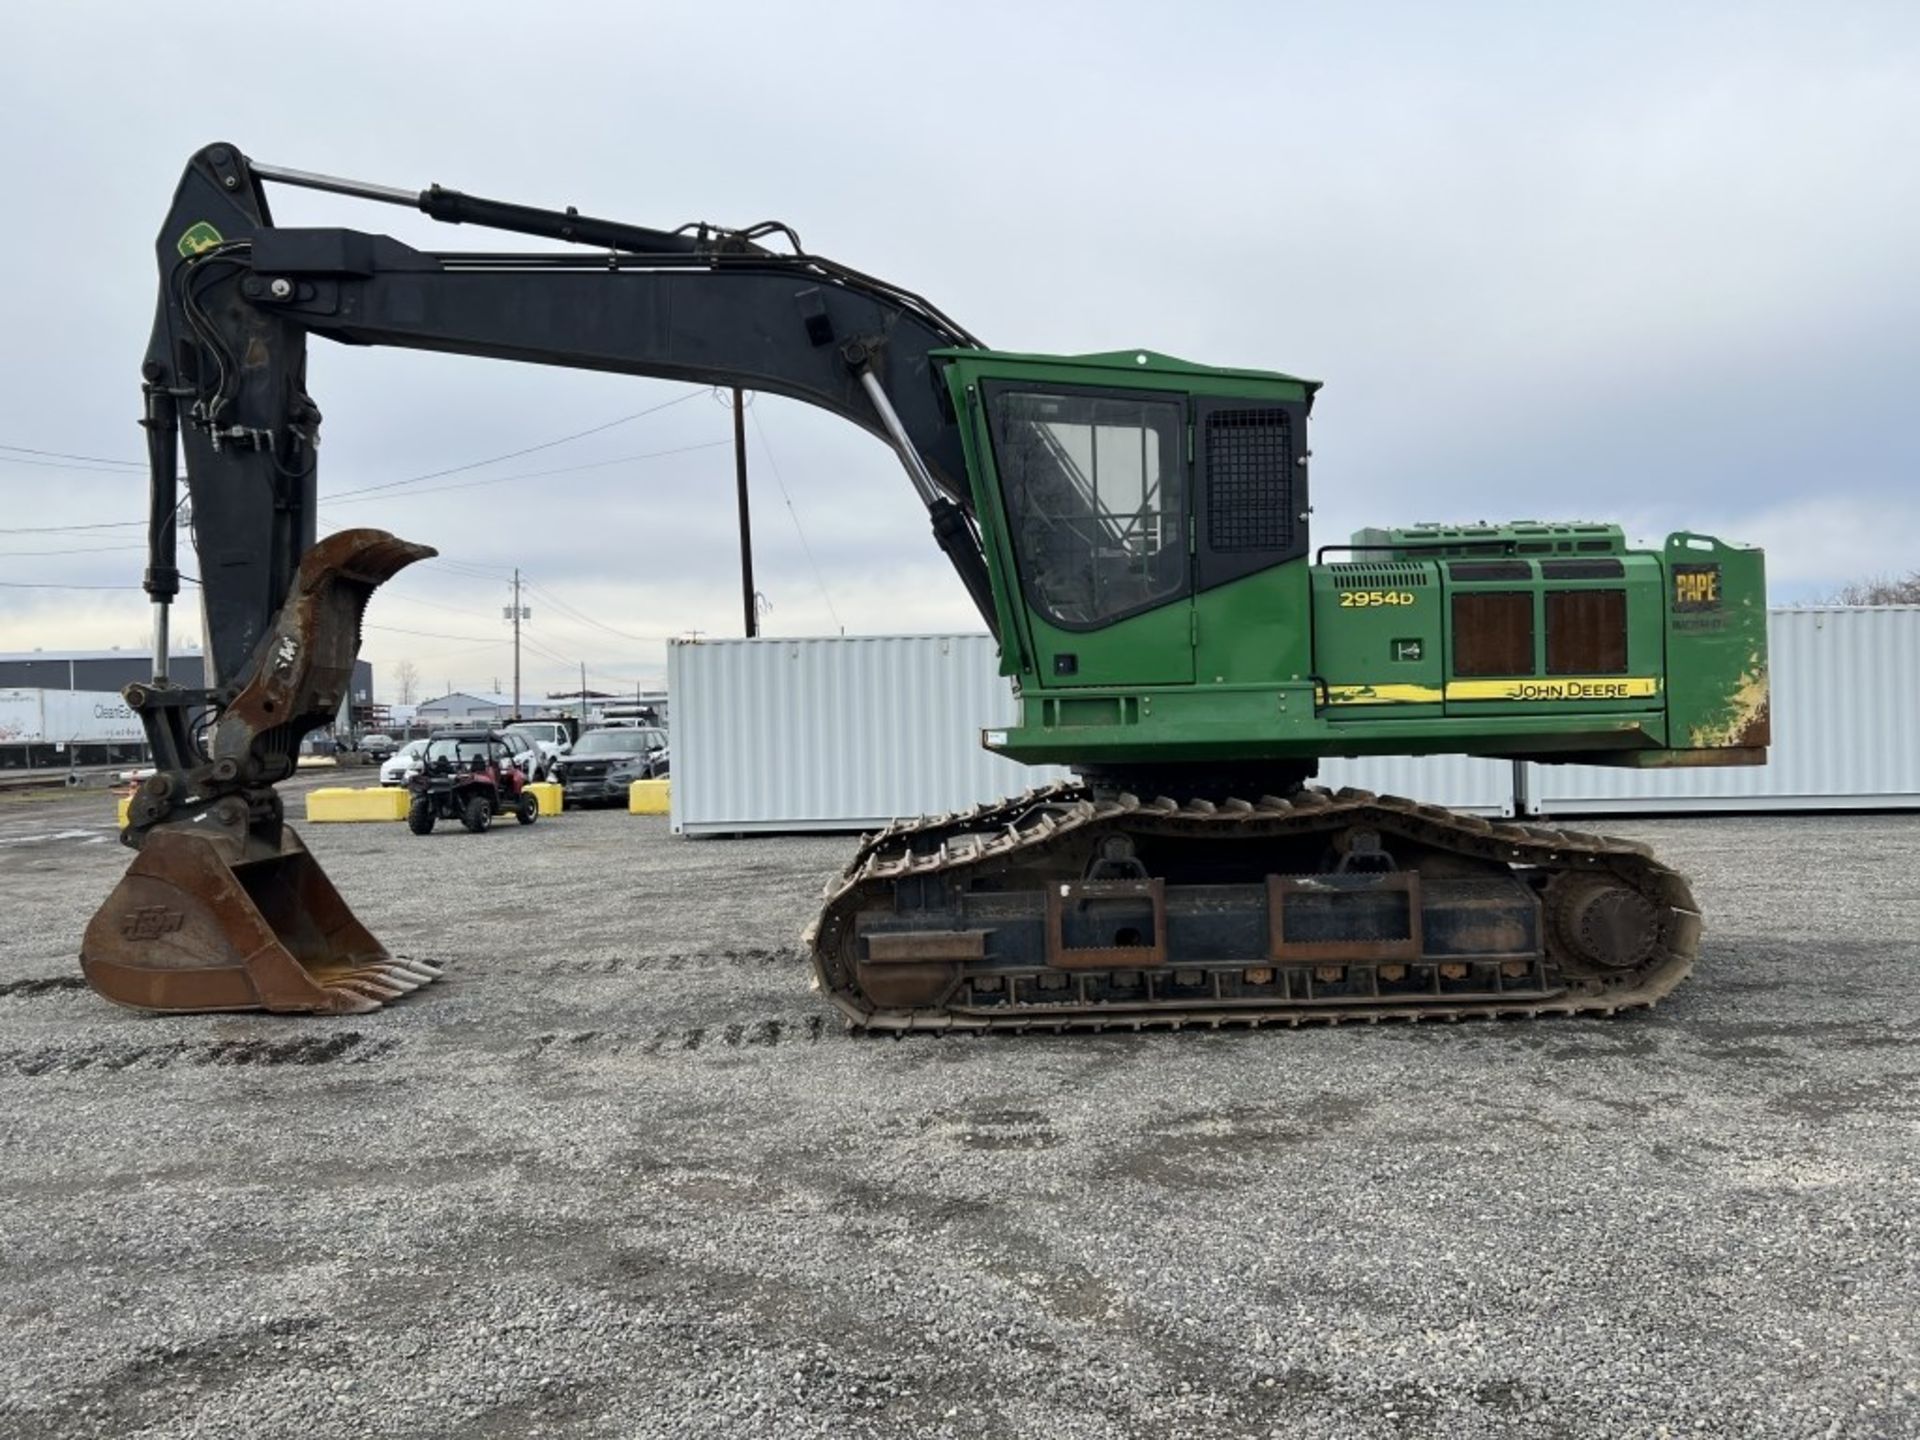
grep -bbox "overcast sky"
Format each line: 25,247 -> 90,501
2,3 -> 1915,703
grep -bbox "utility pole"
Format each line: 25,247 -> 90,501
733,387 -> 757,637
580,661 -> 587,722
503,568 -> 528,719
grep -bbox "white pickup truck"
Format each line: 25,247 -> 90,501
502,721 -> 573,781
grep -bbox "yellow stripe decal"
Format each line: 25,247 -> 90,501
1325,683 -> 1445,706
1326,677 -> 1661,706
1445,677 -> 1660,702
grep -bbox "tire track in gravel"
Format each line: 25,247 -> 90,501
523,1013 -> 830,1058
0,974 -> 89,999
0,1031 -> 398,1076
531,948 -> 802,976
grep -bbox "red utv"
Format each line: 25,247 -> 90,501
406,729 -> 540,834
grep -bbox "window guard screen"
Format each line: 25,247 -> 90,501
988,389 -> 1187,629
1205,408 -> 1293,552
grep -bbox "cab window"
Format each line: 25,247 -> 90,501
986,387 -> 1187,630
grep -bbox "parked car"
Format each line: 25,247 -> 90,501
405,730 -> 539,834
357,733 -> 398,759
505,719 -> 575,757
553,726 -> 668,806
503,724 -> 564,781
380,738 -> 431,787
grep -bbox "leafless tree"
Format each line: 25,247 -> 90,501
392,658 -> 421,705
1829,571 -> 1920,605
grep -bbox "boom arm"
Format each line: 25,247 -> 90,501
145,143 -> 996,700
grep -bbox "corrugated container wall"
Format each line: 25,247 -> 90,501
668,609 -> 1919,834
1537,607 -> 1920,812
669,635 -> 1069,834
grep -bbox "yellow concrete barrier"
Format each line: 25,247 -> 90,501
116,795 -> 132,828
628,778 -> 670,815
306,786 -> 411,822
527,781 -> 563,816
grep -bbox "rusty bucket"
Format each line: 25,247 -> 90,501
80,816 -> 439,1016
80,525 -> 440,1016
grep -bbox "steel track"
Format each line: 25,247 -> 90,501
807,786 -> 1700,1033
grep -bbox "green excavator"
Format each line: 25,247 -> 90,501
80,144 -> 1769,1030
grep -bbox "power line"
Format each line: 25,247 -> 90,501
748,403 -> 842,630
0,455 -> 150,475
0,520 -> 146,536
427,557 -> 516,577
0,443 -> 143,468
0,542 -> 147,559
514,631 -> 656,692
325,439 -> 730,505
0,580 -> 144,591
519,577 -> 678,644
363,621 -> 505,643
324,391 -> 707,501
375,588 -> 500,619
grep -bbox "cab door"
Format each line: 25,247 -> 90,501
977,381 -> 1195,688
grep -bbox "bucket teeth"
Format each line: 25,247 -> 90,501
312,958 -> 442,1005
315,989 -> 384,1016
390,959 -> 444,982
330,974 -> 409,1000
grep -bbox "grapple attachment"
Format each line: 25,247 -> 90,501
81,527 -> 438,1016
81,816 -> 439,1015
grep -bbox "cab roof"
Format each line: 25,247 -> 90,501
935,347 -> 1320,393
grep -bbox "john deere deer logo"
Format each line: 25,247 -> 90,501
120,907 -> 185,941
176,221 -> 225,257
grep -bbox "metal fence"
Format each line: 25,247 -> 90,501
667,608 -> 1920,833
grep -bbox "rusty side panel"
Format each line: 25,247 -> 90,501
1046,879 -> 1168,969
1687,664 -> 1771,750
1268,872 -> 1422,962
865,931 -> 988,963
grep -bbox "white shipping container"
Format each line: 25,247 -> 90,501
669,609 -> 1920,834
1319,753 -> 1513,815
0,689 -> 146,745
1537,607 -> 1920,814
669,635 -> 1068,834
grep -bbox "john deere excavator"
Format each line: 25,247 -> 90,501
80,144 -> 1770,1029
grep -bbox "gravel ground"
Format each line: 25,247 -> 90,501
0,782 -> 1915,1439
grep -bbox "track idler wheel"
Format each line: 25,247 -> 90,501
80,822 -> 439,1015
1548,872 -> 1660,973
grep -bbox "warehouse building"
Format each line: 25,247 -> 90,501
414,691 -> 517,724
